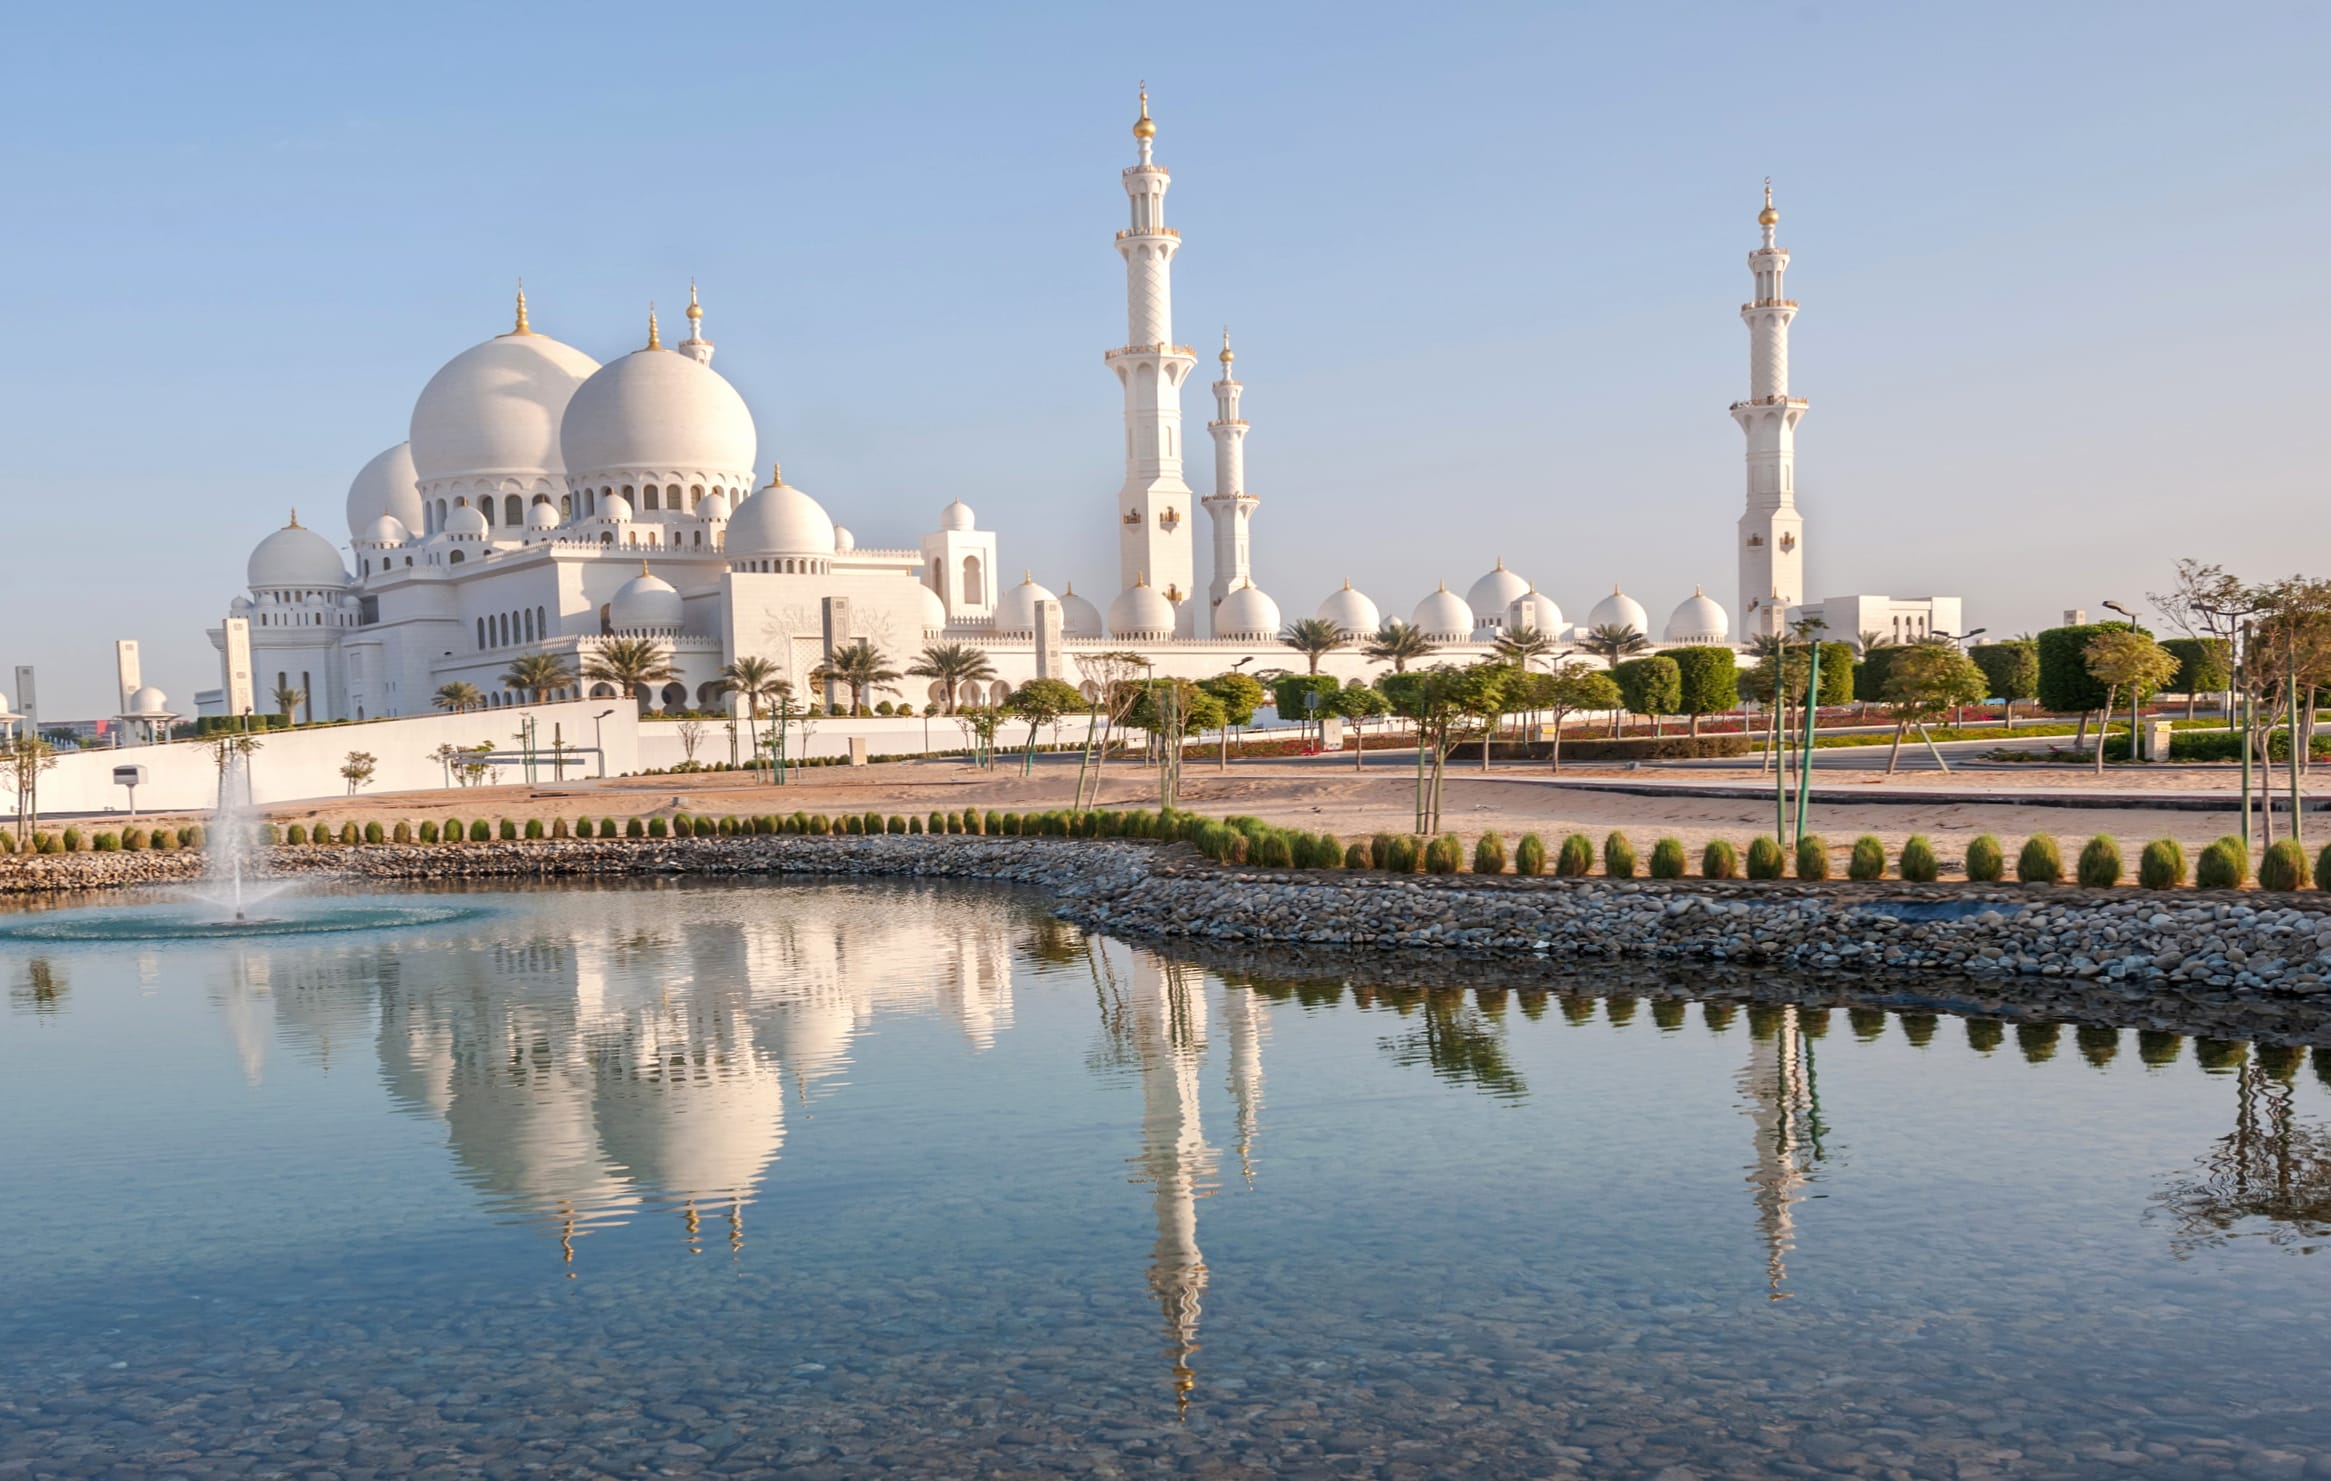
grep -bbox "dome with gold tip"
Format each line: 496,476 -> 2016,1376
1132,86 -> 1156,139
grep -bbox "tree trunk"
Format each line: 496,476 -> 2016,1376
2096,688 -> 2114,774
1690,711 -> 1700,739
1886,721 -> 1906,775
2074,711 -> 2089,751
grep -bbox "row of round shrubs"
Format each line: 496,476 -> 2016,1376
1,823 -> 209,856
247,807 -> 1218,848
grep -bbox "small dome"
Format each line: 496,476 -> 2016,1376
726,469 -> 836,557
443,504 -> 489,538
360,514 -> 411,547
833,525 -> 856,553
525,500 -> 560,531
1316,579 -> 1381,637
1663,586 -> 1731,644
1506,587 -> 1564,636
128,685 -> 170,716
409,330 -> 599,487
1108,577 -> 1176,638
1464,559 -> 1532,628
610,565 -> 683,632
917,582 -> 948,631
248,516 -> 350,590
939,499 -> 976,532
1411,583 -> 1473,641
700,490 -> 731,522
600,492 -> 634,523
1587,585 -> 1650,636
993,572 -> 1058,633
0,691 -> 10,714
1059,583 -> 1103,638
1214,581 -> 1281,640
345,441 -> 424,538
559,347 -> 756,488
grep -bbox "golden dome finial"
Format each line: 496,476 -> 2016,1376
646,303 -> 661,350
1219,327 -> 1234,365
640,560 -> 651,578
512,278 -> 533,336
769,460 -> 782,486
685,278 -> 702,322
1758,177 -> 1778,228
1137,570 -> 1149,587
288,508 -> 300,528
1133,82 -> 1156,140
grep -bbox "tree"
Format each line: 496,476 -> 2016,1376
1611,656 -> 1683,735
0,735 -> 59,842
1858,630 -> 1894,657
676,719 -> 707,763
2159,638 -> 2232,721
1492,626 -> 1558,672
1377,664 -> 1508,832
1005,677 -> 1084,773
1538,663 -> 1624,773
1323,681 -> 1390,769
1270,674 -> 1343,746
2083,630 -> 2182,773
1362,619 -> 1436,674
808,642 -> 901,716
717,654 -> 784,779
1880,643 -> 1988,773
1817,642 -> 1858,709
1072,650 -> 1153,807
584,638 -> 677,710
1198,670 -> 1267,770
432,681 -> 484,713
906,642 -> 998,714
1853,646 -> 1908,705
1279,617 -> 1347,675
954,706 -> 1006,769
1128,679 -> 1227,808
2036,623 -> 2136,745
501,652 -> 575,704
339,750 -> 377,795
1970,640 -> 2041,729
271,681 -> 308,725
1656,647 -> 1740,739
456,741 -> 497,787
1577,624 -> 1650,664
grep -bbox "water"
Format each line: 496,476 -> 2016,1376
4,878 -> 2329,1477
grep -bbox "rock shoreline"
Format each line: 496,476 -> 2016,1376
9,836 -> 2331,1036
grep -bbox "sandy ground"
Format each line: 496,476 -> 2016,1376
152,750 -> 2306,876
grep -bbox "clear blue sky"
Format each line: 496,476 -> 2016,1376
3,3 -> 2325,715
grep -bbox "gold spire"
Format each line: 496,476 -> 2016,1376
769,459 -> 782,486
512,278 -> 533,336
685,278 -> 702,322
1137,570 -> 1149,587
1133,83 -> 1155,139
1219,327 -> 1234,365
1495,556 -> 1505,571
640,560 -> 651,577
1759,177 -> 1778,228
287,508 -> 300,528
645,304 -> 662,350
1342,577 -> 1351,590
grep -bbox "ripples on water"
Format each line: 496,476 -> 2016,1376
3,878 -> 2329,1477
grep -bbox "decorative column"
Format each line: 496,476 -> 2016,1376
1733,180 -> 1808,639
1109,86 -> 1199,633
1202,330 -> 1259,630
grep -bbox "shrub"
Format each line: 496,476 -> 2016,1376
625,817 -> 646,838
1557,833 -> 1595,877
1794,835 -> 1829,881
1253,830 -> 1292,868
550,817 -> 570,839
1514,833 -> 1546,877
1746,835 -> 1785,880
1345,841 -> 1371,869
1899,835 -> 1938,883
929,811 -> 947,834
1603,831 -> 1637,879
286,823 -> 308,845
333,821 -> 354,845
494,818 -> 514,840
986,810 -> 1005,835
886,815 -> 906,834
2016,834 -> 2062,884
1966,834 -> 2004,883
2261,839 -> 2308,892
1474,831 -> 1507,875
419,821 -> 439,843
647,817 -> 669,838
93,831 -> 118,852
1383,835 -> 1420,872
1371,833 -> 1397,870
468,819 -> 489,842
1316,833 -> 1344,869
700,816 -> 722,838
1702,839 -> 1740,880
2077,835 -> 2122,888
2139,838 -> 2186,889
838,814 -> 858,835
963,810 -> 983,836
392,821 -> 411,843
183,825 -> 204,849
810,814 -> 832,835
1847,835 -> 1886,881
1425,833 -> 1464,874
866,811 -> 886,835
672,813 -> 693,837
945,811 -> 964,835
908,815 -> 925,834
1649,837 -> 1687,879
2317,842 -> 2331,891
118,829 -> 141,851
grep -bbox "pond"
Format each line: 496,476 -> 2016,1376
3,878 -> 2327,1477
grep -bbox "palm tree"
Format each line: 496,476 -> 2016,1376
809,642 -> 902,716
582,637 -> 676,710
1279,617 -> 1347,675
1858,629 -> 1894,657
906,642 -> 998,714
1492,626 -> 1558,671
717,654 -> 783,775
1361,620 -> 1436,674
432,681 -> 483,713
1576,624 -> 1649,663
271,681 -> 308,725
501,652 -> 575,704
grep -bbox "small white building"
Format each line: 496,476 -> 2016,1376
1790,595 -> 1966,646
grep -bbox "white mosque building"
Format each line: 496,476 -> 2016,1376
197,94 -> 1958,724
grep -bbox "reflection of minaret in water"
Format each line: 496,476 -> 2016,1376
1221,982 -> 1268,1185
1131,957 -> 1218,1414
1739,1004 -> 1822,1300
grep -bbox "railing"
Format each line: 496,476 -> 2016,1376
1728,395 -> 1809,409
1103,343 -> 1197,361
1740,299 -> 1799,311
1115,227 -> 1180,240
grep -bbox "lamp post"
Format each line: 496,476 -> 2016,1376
2195,600 -> 2262,850
592,709 -> 614,779
2103,602 -> 2143,764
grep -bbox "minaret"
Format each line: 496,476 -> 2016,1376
1133,958 -> 1215,1414
1203,330 -> 1259,629
1740,1004 -> 1820,1301
678,280 -> 714,366
1110,85 -> 1199,634
1733,180 -> 1808,639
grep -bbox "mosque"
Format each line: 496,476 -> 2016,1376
198,91 -> 1956,723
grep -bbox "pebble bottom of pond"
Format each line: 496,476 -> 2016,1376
2,876 -> 2327,1479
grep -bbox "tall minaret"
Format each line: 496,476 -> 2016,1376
1203,330 -> 1259,629
1733,180 -> 1808,640
1110,85 -> 1199,634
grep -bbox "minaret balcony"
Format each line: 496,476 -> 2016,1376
1104,343 -> 1197,362
1729,395 -> 1809,410
1115,227 -> 1181,241
1741,299 -> 1798,310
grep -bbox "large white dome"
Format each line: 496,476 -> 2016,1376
1587,585 -> 1650,636
1108,578 -> 1176,638
1214,581 -> 1282,640
1316,580 -> 1381,637
610,565 -> 684,632
409,329 -> 600,487
345,441 -> 424,538
559,346 -> 756,489
993,573 -> 1057,633
1507,587 -> 1564,636
1411,584 -> 1473,641
1464,560 -> 1531,628
1059,583 -> 1103,638
248,517 -> 349,590
1664,586 -> 1731,644
725,473 -> 836,557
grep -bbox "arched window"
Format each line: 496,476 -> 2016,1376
689,485 -> 703,508
599,603 -> 612,635
537,605 -> 546,639
693,530 -> 702,547
505,494 -> 523,526
644,487 -> 660,511
600,531 -> 612,545
560,494 -> 573,518
621,484 -> 634,501
962,554 -> 984,607
522,609 -> 533,643
480,499 -> 496,528
667,485 -> 682,509
435,498 -> 448,529
448,549 -> 463,565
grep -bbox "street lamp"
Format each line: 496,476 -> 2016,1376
2195,600 -> 2264,849
2102,602 -> 2143,764
593,709 -> 614,778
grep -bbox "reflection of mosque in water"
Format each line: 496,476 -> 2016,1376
1740,1005 -> 1826,1302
